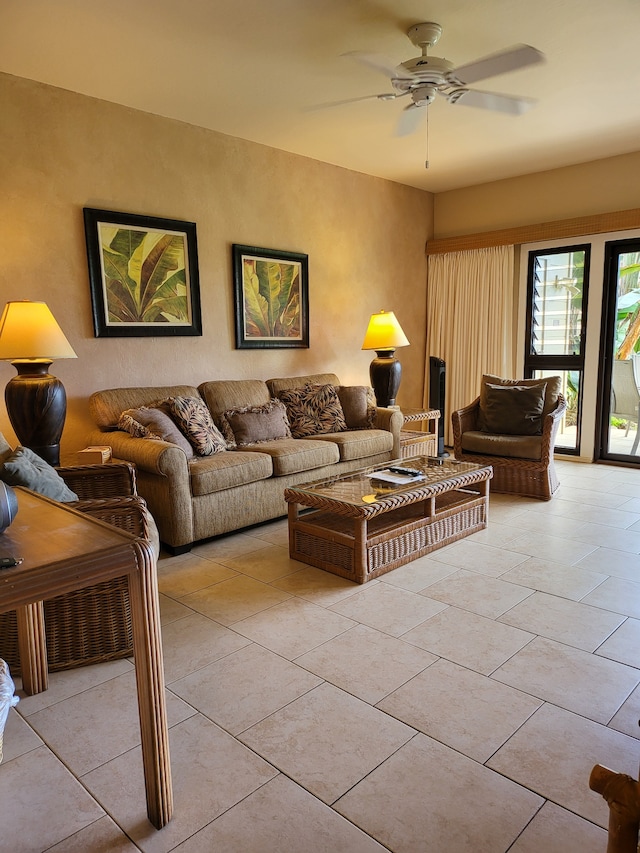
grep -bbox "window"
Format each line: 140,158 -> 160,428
524,245 -> 590,453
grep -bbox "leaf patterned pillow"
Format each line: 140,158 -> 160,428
277,384 -> 347,438
165,396 -> 227,455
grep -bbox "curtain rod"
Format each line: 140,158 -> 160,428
426,207 -> 640,255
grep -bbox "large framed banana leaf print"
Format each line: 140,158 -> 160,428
232,244 -> 309,349
83,208 -> 202,337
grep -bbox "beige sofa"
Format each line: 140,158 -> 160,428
88,373 -> 402,553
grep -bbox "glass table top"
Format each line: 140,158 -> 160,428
288,456 -> 489,507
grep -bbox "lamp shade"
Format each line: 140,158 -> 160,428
361,310 -> 410,352
0,301 -> 77,362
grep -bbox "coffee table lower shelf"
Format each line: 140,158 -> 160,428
287,487 -> 488,584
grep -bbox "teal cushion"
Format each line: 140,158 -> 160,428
0,447 -> 78,502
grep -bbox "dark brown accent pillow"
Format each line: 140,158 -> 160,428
482,383 -> 547,435
277,384 -> 348,438
337,386 -> 377,429
478,374 -> 561,430
118,407 -> 195,457
222,400 -> 292,447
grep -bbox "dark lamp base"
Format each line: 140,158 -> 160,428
369,350 -> 402,408
5,361 -> 67,466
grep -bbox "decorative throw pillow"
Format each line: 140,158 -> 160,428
164,396 -> 227,455
482,382 -> 547,435
478,374 -> 561,430
220,400 -> 292,448
277,384 -> 348,438
0,446 -> 78,502
337,385 -> 377,429
118,407 -> 195,457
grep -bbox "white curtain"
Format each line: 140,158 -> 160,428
425,245 -> 515,446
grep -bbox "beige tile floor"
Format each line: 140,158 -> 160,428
2,459 -> 640,851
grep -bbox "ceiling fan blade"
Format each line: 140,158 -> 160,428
447,88 -> 536,115
342,51 -> 415,81
396,103 -> 424,137
447,44 -> 544,86
303,92 -> 401,112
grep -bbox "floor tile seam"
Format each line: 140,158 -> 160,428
495,594 -> 628,647
165,635 -> 330,687
493,536 -> 601,566
495,570 -> 609,603
325,729 -> 423,809
574,591 -> 640,622
491,631 -> 640,676
419,584 -> 537,620
235,720 -> 419,806
15,666 -> 138,718
590,614 -> 634,655
488,663 -> 640,728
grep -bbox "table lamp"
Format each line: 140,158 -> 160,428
0,300 -> 77,466
361,310 -> 410,407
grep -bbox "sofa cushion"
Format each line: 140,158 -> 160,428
198,380 -> 272,424
311,429 -> 394,461
478,374 -> 561,431
118,407 -> 195,457
219,400 -> 292,447
266,373 -> 340,397
0,447 -> 78,502
240,438 -> 339,476
165,396 -> 227,455
189,451 -> 272,496
482,382 -> 547,436
277,384 -> 347,438
337,385 -> 377,429
89,385 -> 201,430
461,431 -> 542,461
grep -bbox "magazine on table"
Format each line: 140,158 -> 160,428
368,467 -> 427,486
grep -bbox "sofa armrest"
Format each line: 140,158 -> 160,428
86,430 -> 190,478
373,407 -> 403,458
87,429 -> 194,550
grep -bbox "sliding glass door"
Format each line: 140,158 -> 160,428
599,238 -> 640,461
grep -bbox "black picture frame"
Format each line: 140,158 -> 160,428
83,207 -> 202,338
232,244 -> 309,349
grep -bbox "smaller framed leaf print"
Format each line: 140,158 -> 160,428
83,208 -> 202,337
232,244 -> 309,349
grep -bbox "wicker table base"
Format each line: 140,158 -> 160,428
285,458 -> 492,584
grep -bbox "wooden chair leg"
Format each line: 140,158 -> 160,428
590,764 -> 640,853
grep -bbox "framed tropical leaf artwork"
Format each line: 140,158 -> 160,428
83,208 -> 202,337
232,244 -> 309,349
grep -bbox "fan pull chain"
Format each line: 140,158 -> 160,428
425,106 -> 430,169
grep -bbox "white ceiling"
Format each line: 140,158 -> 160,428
3,0 -> 640,193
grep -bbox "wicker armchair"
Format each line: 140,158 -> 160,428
452,378 -> 567,501
0,460 -> 158,674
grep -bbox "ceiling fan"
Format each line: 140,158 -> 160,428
343,22 -> 545,137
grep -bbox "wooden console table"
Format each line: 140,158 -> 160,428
0,488 -> 172,829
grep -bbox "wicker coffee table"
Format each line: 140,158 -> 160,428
285,457 -> 492,584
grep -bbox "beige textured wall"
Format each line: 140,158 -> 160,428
434,151 -> 640,238
0,73 -> 433,457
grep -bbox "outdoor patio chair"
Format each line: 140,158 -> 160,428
611,358 -> 640,455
